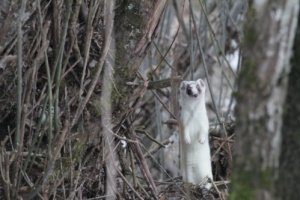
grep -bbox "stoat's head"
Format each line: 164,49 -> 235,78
180,79 -> 206,99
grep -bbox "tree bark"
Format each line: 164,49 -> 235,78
277,10 -> 300,200
231,1 -> 299,200
113,0 -> 167,113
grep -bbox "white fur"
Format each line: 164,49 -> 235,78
180,79 -> 213,188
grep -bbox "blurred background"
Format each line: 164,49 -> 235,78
0,0 -> 299,199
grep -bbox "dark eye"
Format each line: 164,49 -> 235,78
187,86 -> 192,96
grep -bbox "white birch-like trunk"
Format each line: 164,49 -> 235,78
231,1 -> 299,199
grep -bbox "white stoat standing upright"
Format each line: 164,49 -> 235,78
179,79 -> 213,188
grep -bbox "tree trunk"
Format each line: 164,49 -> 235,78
231,1 -> 299,200
113,0 -> 167,113
277,10 -> 300,200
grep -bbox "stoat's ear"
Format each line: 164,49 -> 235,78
180,81 -> 187,90
197,79 -> 205,88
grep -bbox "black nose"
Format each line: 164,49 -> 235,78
193,94 -> 198,97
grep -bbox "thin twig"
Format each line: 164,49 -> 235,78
71,0 -> 114,127
130,137 -> 158,198
116,169 -> 144,200
152,90 -> 176,119
135,129 -> 166,148
190,2 -> 222,125
211,134 -> 234,161
13,1 -> 27,198
53,0 -> 72,132
27,120 -> 69,199
79,1 -> 99,99
198,0 -> 237,81
134,0 -> 168,56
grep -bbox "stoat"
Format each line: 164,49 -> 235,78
179,79 -> 213,188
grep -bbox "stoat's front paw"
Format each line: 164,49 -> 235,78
184,134 -> 191,144
199,135 -> 206,144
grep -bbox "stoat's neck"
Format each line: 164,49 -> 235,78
182,97 -> 206,112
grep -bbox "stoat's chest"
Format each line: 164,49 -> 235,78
181,103 -> 208,138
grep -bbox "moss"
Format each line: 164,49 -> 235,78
111,85 -> 123,105
230,167 -> 275,200
111,67 -> 132,106
90,97 -> 102,117
241,59 -> 257,82
49,158 -> 72,182
72,140 -> 86,162
240,6 -> 260,92
243,7 -> 258,50
238,6 -> 259,97
114,0 -> 144,70
229,171 -> 255,200
235,58 -> 258,102
259,169 -> 272,189
241,6 -> 259,84
113,0 -> 152,108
